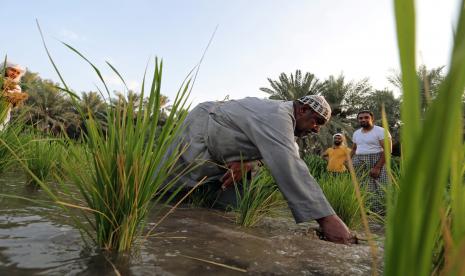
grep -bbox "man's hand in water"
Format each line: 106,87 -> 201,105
316,215 -> 357,244
220,161 -> 256,190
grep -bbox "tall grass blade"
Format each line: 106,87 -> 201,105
105,61 -> 129,91
385,1 -> 465,275
36,20 -> 70,91
61,42 -> 111,99
394,0 -> 420,162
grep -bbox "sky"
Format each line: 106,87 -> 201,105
1,0 -> 461,106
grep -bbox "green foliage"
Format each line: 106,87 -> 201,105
22,137 -> 63,186
80,91 -> 107,121
320,74 -> 372,117
11,69 -> 171,139
7,30 -> 194,252
56,57 -> 190,252
318,174 -> 370,229
234,168 -> 284,227
259,70 -> 322,100
0,122 -> 28,173
303,154 -> 327,180
388,65 -> 446,115
364,89 -> 401,129
385,1 -> 465,275
18,71 -> 78,133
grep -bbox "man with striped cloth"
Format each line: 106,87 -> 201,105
351,110 -> 392,214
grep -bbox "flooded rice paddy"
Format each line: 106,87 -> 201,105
0,171 -> 382,275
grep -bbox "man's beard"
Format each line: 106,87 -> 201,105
360,122 -> 370,128
334,141 -> 342,146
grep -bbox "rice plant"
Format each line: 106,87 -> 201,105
1,25 -> 194,252
385,0 -> 465,275
234,167 -> 284,227
0,121 -> 27,173
58,141 -> 91,175
22,137 -> 63,186
303,154 -> 328,180
318,174 -> 370,229
56,59 -> 191,252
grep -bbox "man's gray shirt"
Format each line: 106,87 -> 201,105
168,97 -> 335,223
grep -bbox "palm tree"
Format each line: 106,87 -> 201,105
363,89 -> 401,127
259,70 -> 322,100
388,65 -> 445,115
260,71 -> 372,154
320,74 -> 372,118
19,72 -> 75,133
81,91 -> 106,113
362,89 -> 402,155
110,91 -> 173,126
80,91 -> 107,122
111,90 -> 143,109
305,74 -> 373,152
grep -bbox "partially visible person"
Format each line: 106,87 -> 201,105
351,110 -> 391,214
322,133 -> 351,173
1,61 -> 28,130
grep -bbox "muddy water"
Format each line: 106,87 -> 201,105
0,171 -> 383,275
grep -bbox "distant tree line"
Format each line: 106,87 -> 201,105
12,66 -> 449,156
12,71 -> 169,139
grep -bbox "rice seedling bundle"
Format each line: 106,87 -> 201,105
235,168 -> 284,227
23,137 -> 62,186
318,174 -> 369,229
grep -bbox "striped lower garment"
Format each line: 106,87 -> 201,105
352,152 -> 388,214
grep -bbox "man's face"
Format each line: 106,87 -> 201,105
333,136 -> 343,145
358,112 -> 373,129
6,67 -> 21,79
295,106 -> 327,137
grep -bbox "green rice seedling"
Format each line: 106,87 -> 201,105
234,167 -> 284,227
55,58 -> 191,252
0,121 -> 27,173
318,174 -> 370,229
385,0 -> 465,275
22,137 -> 63,186
0,127 -> 18,172
187,181 -> 219,208
57,141 -> 91,175
303,154 -> 328,180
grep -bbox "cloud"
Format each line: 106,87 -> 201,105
102,74 -> 140,92
59,28 -> 87,41
127,80 -> 140,91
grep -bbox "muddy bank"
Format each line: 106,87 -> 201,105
136,208 -> 383,276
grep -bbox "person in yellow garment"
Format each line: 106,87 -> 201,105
322,133 -> 351,173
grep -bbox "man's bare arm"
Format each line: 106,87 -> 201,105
370,139 -> 391,178
375,139 -> 391,169
322,150 -> 329,161
351,143 -> 357,158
